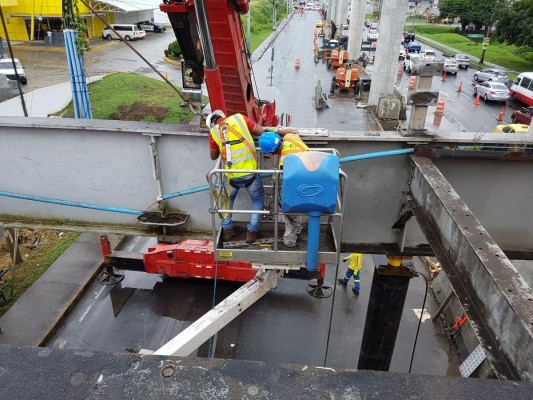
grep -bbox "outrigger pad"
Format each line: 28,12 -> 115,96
306,279 -> 333,298
137,211 -> 189,226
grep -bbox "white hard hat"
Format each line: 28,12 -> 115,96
206,110 -> 226,129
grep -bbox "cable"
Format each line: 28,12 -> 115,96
207,257 -> 220,358
408,271 -> 429,373
323,260 -> 341,367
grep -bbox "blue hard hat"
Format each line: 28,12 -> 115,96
259,132 -> 281,153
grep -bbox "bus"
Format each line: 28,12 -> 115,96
510,72 -> 533,106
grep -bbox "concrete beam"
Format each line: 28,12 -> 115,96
368,0 -> 408,105
408,155 -> 533,381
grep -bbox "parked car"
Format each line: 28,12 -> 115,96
442,59 -> 459,75
493,124 -> 530,133
137,21 -> 166,33
511,106 -> 533,124
473,81 -> 510,102
399,47 -> 406,60
367,29 -> 379,41
0,58 -> 27,84
402,31 -> 415,43
403,53 -> 424,74
102,24 -> 146,41
420,49 -> 436,61
474,68 -> 510,84
404,41 -> 421,53
452,54 -> 470,69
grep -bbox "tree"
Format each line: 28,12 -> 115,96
439,0 -> 505,32
495,0 -> 533,49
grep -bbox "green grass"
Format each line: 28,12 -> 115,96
412,25 -> 533,74
242,0 -> 288,52
57,73 -> 196,124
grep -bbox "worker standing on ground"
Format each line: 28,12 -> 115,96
207,110 -> 298,244
258,131 -> 308,248
337,253 -> 363,295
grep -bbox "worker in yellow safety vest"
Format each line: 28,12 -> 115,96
258,131 -> 308,248
207,110 -> 298,244
337,253 -> 363,295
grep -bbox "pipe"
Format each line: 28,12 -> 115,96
0,190 -> 143,215
339,148 -> 415,163
64,30 -> 80,118
306,211 -> 321,271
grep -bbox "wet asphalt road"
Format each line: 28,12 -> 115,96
47,236 -> 459,375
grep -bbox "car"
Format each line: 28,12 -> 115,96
364,19 -> 371,27
493,124 -> 530,133
403,53 -> 424,73
474,68 -> 510,84
442,59 -> 459,75
404,41 -> 421,53
399,47 -> 406,60
0,58 -> 27,84
511,106 -> 533,124
452,54 -> 470,69
402,31 -> 415,44
370,22 -> 379,29
103,24 -> 146,41
473,81 -> 510,102
367,29 -> 379,41
137,21 -> 166,33
420,49 -> 436,61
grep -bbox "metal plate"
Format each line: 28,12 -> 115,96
459,343 -> 487,377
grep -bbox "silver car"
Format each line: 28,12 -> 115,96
474,68 -> 509,84
443,59 -> 459,75
453,54 -> 470,68
473,81 -> 510,102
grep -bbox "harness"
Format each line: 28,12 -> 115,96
217,121 -> 256,167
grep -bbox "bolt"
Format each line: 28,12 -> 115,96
161,364 -> 175,378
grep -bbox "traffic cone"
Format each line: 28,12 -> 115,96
457,81 -> 463,93
474,94 -> 480,105
295,57 -> 300,69
497,106 -> 505,121
441,71 -> 446,82
408,76 -> 417,92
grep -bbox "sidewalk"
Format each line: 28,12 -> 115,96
10,37 -> 113,53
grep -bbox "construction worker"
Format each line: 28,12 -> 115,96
337,253 -> 363,295
207,110 -> 297,244
258,131 -> 308,248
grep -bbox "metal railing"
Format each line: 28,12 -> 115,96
206,149 -> 346,265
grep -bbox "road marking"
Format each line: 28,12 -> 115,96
460,93 -> 470,99
276,89 -> 280,96
94,285 -> 106,300
79,305 -> 93,323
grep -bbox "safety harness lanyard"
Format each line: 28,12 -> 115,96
220,123 -> 233,166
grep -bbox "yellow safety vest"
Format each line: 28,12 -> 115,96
210,114 -> 258,180
279,133 -> 309,167
344,253 -> 363,273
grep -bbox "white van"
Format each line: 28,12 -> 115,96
510,72 -> 533,106
102,24 -> 146,41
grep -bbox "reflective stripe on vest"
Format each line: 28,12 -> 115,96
210,114 -> 258,180
279,134 -> 309,167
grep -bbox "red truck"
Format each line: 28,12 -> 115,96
511,106 -> 533,124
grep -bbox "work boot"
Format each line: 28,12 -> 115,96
352,287 -> 359,295
222,226 -> 241,241
337,279 -> 347,285
246,230 -> 259,244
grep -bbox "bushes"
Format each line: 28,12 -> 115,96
164,41 -> 182,58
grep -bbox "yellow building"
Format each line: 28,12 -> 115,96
0,0 -> 161,42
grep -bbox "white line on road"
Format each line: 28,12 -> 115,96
79,305 -> 93,323
276,89 -> 280,96
94,285 -> 106,300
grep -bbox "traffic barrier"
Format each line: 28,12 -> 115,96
408,76 -> 416,92
295,57 -> 300,69
433,99 -> 445,127
396,64 -> 403,84
457,81 -> 463,93
497,106 -> 505,121
474,94 -> 480,105
441,71 -> 446,82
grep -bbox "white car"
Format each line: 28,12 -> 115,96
0,58 -> 27,84
403,53 -> 424,74
473,81 -> 510,102
420,49 -> 436,61
399,47 -> 406,60
368,29 -> 379,41
443,59 -> 459,75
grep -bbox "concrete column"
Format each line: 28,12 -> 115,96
367,0 -> 408,106
336,0 -> 348,27
326,0 -> 332,21
330,0 -> 338,25
347,0 -> 367,61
